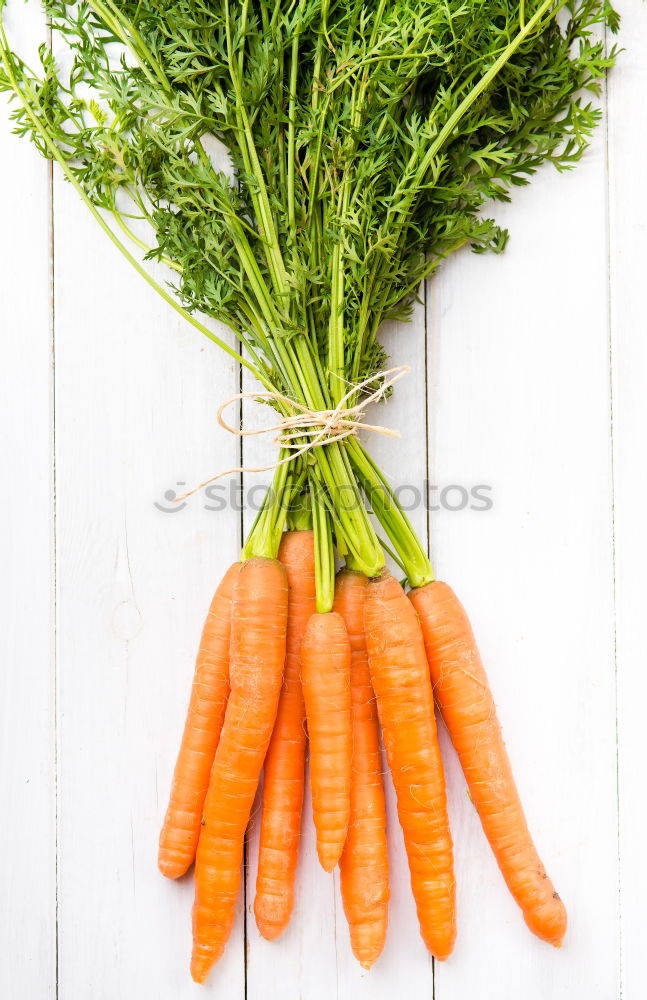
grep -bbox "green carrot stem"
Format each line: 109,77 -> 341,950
241,458 -> 292,560
310,481 -> 335,614
346,437 -> 434,588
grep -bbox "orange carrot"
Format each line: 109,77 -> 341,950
334,570 -> 389,969
364,569 -> 456,960
254,530 -> 315,940
301,611 -> 352,873
409,580 -> 567,947
191,557 -> 288,983
158,561 -> 241,878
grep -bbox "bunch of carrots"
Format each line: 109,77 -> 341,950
1,0 -> 617,984
159,528 -> 565,983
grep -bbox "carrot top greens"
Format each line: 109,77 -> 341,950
0,0 -> 618,607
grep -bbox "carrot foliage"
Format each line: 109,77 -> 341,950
0,0 -> 618,605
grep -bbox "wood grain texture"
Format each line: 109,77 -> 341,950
0,6 -> 55,999
2,5 -> 646,998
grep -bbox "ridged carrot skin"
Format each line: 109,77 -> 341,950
301,611 -> 352,873
409,580 -> 567,947
191,557 -> 288,984
364,570 -> 456,960
334,570 -> 389,969
158,561 -> 241,879
254,531 -> 315,940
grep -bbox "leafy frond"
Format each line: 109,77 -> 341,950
0,0 -> 618,388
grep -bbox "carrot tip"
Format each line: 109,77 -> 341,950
428,937 -> 455,962
190,953 -> 213,985
350,937 -> 385,970
318,855 -> 339,874
255,919 -> 286,942
157,857 -> 188,879
258,928 -> 283,942
349,931 -> 385,970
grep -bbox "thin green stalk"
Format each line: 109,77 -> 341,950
327,193 -> 347,405
289,338 -> 385,576
87,0 -> 170,94
274,466 -> 309,537
375,535 -> 407,575
416,0 -> 569,191
111,208 -> 183,272
360,0 -> 572,345
346,436 -> 434,587
0,33 -> 257,375
241,457 -> 292,560
285,480 -> 313,532
224,0 -> 290,305
311,480 -> 335,613
389,0 -> 570,242
287,2 -> 306,239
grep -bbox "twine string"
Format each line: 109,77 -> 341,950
174,365 -> 410,501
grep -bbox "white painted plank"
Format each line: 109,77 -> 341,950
608,6 -> 647,998
53,173 -> 245,995
0,5 -> 56,998
427,85 -> 617,999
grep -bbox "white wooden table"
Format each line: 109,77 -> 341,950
2,6 -> 645,998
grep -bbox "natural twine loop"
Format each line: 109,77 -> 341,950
175,365 -> 410,502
